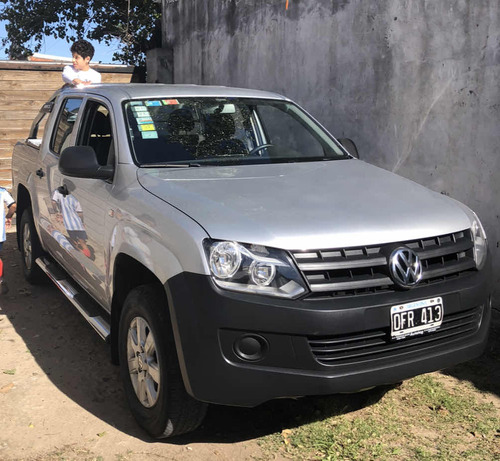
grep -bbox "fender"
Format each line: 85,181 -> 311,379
107,220 -> 184,299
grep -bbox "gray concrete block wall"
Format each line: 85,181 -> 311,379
162,0 -> 500,294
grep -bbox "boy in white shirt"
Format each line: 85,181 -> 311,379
62,39 -> 101,86
0,187 -> 16,294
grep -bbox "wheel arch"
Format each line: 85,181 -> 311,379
110,253 -> 164,364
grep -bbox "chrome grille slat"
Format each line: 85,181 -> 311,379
421,259 -> 477,281
297,256 -> 387,271
416,238 -> 473,259
309,276 -> 393,292
292,230 -> 475,299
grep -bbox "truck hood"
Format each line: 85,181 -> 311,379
137,160 -> 472,250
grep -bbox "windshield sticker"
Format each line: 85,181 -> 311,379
145,100 -> 162,107
138,124 -> 156,132
132,108 -> 149,117
162,99 -> 179,105
136,116 -> 153,124
141,131 -> 158,139
129,101 -> 145,106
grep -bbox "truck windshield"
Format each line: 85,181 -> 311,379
124,97 -> 349,166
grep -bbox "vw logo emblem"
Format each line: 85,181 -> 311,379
389,247 -> 423,288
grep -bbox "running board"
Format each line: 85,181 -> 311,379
36,257 -> 111,342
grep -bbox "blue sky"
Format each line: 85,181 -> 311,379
0,20 -> 122,63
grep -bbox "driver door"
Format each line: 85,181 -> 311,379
50,97 -> 116,307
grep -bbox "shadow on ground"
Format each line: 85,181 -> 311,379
443,306 -> 500,397
175,385 -> 393,444
1,231 -> 497,446
0,232 -> 392,444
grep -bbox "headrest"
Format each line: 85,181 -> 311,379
93,111 -> 111,136
204,113 -> 236,138
167,108 -> 195,134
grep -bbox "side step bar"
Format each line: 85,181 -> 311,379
36,257 -> 111,342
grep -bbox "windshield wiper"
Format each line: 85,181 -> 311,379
267,156 -> 347,164
140,163 -> 202,168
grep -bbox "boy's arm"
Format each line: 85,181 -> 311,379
5,202 -> 16,228
62,65 -> 83,85
51,197 -> 63,223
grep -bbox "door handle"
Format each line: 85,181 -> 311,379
35,168 -> 44,178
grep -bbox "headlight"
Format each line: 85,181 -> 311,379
471,214 -> 487,270
205,240 -> 307,298
209,241 -> 241,278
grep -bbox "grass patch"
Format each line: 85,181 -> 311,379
259,373 -> 500,461
409,375 -> 498,435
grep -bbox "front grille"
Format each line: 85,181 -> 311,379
307,306 -> 482,366
291,230 -> 476,299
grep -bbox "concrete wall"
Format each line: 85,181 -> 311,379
162,0 -> 500,291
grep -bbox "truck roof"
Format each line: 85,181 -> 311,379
57,83 -> 289,102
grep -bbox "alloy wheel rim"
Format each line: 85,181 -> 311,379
127,316 -> 161,408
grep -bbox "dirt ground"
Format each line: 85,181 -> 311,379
0,226 -> 499,461
0,228 -> 267,461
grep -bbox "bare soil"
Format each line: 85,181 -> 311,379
0,227 -> 499,461
0,229 -> 266,461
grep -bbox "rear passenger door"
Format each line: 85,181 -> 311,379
36,96 -> 84,258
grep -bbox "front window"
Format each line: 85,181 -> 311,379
77,101 -> 114,166
123,98 -> 348,166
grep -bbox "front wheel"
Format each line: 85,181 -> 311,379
19,209 -> 45,283
118,284 -> 207,438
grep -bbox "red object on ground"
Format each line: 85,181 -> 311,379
0,258 -> 3,278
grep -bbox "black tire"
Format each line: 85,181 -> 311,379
19,209 -> 45,283
118,284 -> 207,438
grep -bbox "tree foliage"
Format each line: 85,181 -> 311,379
0,0 -> 162,66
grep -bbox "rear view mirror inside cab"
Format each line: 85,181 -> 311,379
204,104 -> 236,114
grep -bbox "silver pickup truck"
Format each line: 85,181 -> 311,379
11,84 -> 491,438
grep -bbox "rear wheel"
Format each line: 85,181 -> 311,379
19,209 -> 44,283
118,284 -> 207,438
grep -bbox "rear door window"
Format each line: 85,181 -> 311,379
51,98 -> 83,155
28,100 -> 55,148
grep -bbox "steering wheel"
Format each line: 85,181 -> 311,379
248,143 -> 273,156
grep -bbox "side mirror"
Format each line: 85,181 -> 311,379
59,146 -> 114,180
338,138 -> 359,159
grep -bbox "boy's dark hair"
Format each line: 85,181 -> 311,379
70,39 -> 95,60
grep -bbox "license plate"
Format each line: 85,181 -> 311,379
391,297 -> 443,340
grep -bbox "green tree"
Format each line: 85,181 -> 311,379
0,0 -> 162,66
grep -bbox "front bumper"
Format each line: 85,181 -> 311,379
165,267 -> 491,407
